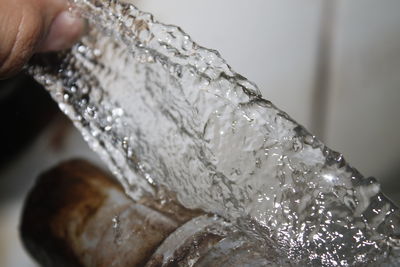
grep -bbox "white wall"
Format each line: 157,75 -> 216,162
326,0 -> 400,189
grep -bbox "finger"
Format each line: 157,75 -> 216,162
0,0 -> 83,79
36,10 -> 85,52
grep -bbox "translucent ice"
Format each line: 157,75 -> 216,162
29,0 -> 400,265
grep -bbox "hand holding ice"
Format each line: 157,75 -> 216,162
29,0 -> 400,265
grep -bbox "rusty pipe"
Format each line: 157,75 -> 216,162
20,160 -> 274,266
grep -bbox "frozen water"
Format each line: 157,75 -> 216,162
29,0 -> 400,265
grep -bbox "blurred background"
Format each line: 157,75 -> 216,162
1,0 -> 400,265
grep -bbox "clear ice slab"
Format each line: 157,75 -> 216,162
29,0 -> 400,265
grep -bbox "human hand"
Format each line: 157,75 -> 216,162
0,0 -> 84,79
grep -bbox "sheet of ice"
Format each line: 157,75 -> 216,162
29,0 -> 400,265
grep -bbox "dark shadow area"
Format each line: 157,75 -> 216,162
0,74 -> 59,203
0,74 -> 58,168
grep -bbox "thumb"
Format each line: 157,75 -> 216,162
0,0 -> 84,79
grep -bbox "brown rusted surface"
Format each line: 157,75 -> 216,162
20,159 -> 204,266
91,204 -> 179,266
20,159 -> 115,266
20,161 -> 270,266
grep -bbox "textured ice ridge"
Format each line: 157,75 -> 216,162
29,0 -> 400,265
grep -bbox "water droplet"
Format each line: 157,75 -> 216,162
112,215 -> 123,245
112,108 -> 124,117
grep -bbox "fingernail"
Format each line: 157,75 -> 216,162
38,11 -> 85,52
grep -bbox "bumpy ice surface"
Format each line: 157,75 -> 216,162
29,0 -> 400,265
